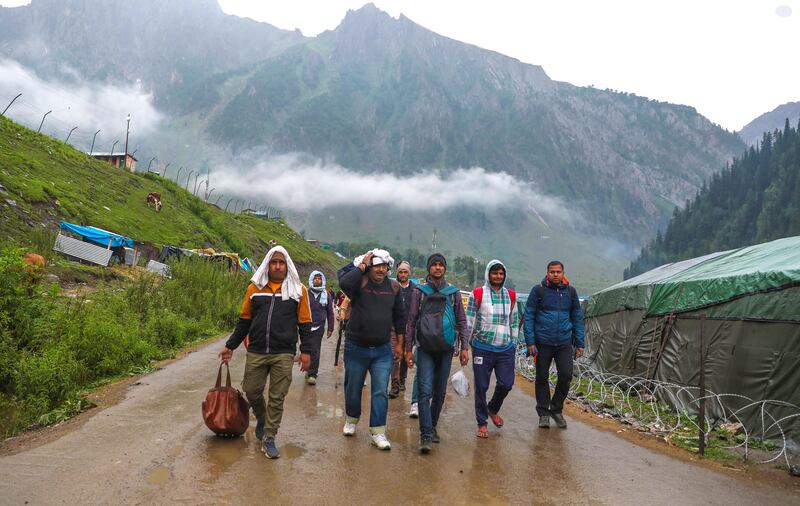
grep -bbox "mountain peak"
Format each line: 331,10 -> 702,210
343,3 -> 392,20
336,2 -> 401,32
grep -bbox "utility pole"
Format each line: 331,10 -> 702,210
163,162 -> 170,177
37,110 -> 52,133
431,228 -> 438,250
90,129 -> 100,155
147,157 -> 156,172
110,140 -> 119,160
1,93 -> 21,116
185,170 -> 195,190
205,167 -> 210,201
65,126 -> 78,143
175,166 -> 183,184
123,113 -> 131,169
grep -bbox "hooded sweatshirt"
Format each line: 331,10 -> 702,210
466,259 -> 520,352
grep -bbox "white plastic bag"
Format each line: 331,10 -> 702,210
450,368 -> 470,397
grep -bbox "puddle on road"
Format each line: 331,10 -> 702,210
386,427 -> 414,445
316,402 -> 343,418
281,444 -> 307,459
204,436 -> 247,467
145,465 -> 170,485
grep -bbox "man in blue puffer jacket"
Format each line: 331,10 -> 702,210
523,260 -> 585,429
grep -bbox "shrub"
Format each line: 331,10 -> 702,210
14,346 -> 83,407
0,251 -> 247,438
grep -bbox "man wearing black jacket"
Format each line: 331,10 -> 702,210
219,246 -> 312,459
339,250 -> 406,451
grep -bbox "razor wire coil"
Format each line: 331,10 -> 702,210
514,345 -> 799,468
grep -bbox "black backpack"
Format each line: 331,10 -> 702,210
415,283 -> 460,353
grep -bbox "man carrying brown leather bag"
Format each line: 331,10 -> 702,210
218,245 -> 313,459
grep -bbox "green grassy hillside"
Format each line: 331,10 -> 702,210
0,115 -> 340,272
0,115 -> 345,438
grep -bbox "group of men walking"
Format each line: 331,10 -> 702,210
219,245 -> 584,458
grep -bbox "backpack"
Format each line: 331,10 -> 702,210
415,283 -> 460,353
472,287 -> 516,313
532,284 -> 577,313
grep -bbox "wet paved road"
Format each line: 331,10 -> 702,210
1,335 -> 797,506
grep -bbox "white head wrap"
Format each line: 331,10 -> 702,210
251,246 -> 303,302
308,270 -> 328,305
352,248 -> 394,270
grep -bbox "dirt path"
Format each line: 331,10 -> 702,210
1,336 -> 797,505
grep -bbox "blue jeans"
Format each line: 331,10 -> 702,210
416,347 -> 453,439
472,345 -> 516,427
343,340 -> 393,431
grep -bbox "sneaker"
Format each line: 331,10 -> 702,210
538,415 -> 550,428
388,383 -> 400,399
306,375 -> 317,385
489,412 -> 504,428
342,421 -> 356,437
431,427 -> 440,444
255,419 -> 265,441
552,413 -> 567,428
408,403 -> 419,418
262,437 -> 280,459
419,437 -> 432,454
370,432 -> 391,450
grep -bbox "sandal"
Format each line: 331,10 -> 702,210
489,412 -> 504,428
476,426 -> 489,438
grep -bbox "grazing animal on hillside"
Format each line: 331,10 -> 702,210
22,252 -> 46,289
146,192 -> 162,212
23,252 -> 46,272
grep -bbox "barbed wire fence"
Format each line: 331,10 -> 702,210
515,345 -> 799,470
1,91 -> 283,221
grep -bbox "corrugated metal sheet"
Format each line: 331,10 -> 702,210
53,234 -> 113,266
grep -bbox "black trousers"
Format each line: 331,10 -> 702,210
534,343 -> 574,416
308,327 -> 325,376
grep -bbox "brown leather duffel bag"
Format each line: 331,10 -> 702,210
202,363 -> 250,437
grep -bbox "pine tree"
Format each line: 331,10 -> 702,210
624,121 -> 800,279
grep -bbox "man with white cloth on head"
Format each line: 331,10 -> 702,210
219,246 -> 313,459
338,248 -> 406,450
305,270 -> 335,385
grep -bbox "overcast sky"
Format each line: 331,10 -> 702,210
2,0 -> 798,131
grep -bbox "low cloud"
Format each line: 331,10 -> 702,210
212,153 -> 570,219
0,59 -> 161,149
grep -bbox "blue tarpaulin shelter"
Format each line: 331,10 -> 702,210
59,220 -> 134,248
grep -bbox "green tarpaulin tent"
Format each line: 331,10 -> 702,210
585,236 -> 800,440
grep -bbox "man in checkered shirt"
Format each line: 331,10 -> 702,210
465,259 -> 520,438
